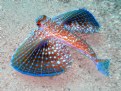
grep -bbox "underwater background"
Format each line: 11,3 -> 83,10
0,0 -> 121,91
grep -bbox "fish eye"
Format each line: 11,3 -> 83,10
36,15 -> 47,27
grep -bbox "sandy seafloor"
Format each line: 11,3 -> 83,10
0,0 -> 121,91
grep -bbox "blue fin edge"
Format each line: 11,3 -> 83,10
96,59 -> 110,76
11,64 -> 64,77
80,8 -> 101,31
10,56 -> 64,77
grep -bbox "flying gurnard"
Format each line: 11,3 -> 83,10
10,8 -> 110,77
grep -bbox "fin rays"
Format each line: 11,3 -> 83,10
11,34 -> 73,76
52,8 -> 100,35
11,8 -> 110,77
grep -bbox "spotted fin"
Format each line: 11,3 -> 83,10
52,8 -> 100,34
11,31 -> 73,77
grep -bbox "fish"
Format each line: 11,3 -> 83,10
11,8 -> 110,77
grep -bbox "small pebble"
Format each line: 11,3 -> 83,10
79,65 -> 81,68
57,0 -> 71,3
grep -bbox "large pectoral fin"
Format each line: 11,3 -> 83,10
11,32 -> 73,77
52,8 -> 100,34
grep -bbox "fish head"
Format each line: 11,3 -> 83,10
36,15 -> 51,27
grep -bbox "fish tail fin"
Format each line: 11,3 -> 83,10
96,59 -> 110,76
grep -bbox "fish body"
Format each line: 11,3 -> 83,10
11,8 -> 110,77
39,15 -> 109,76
